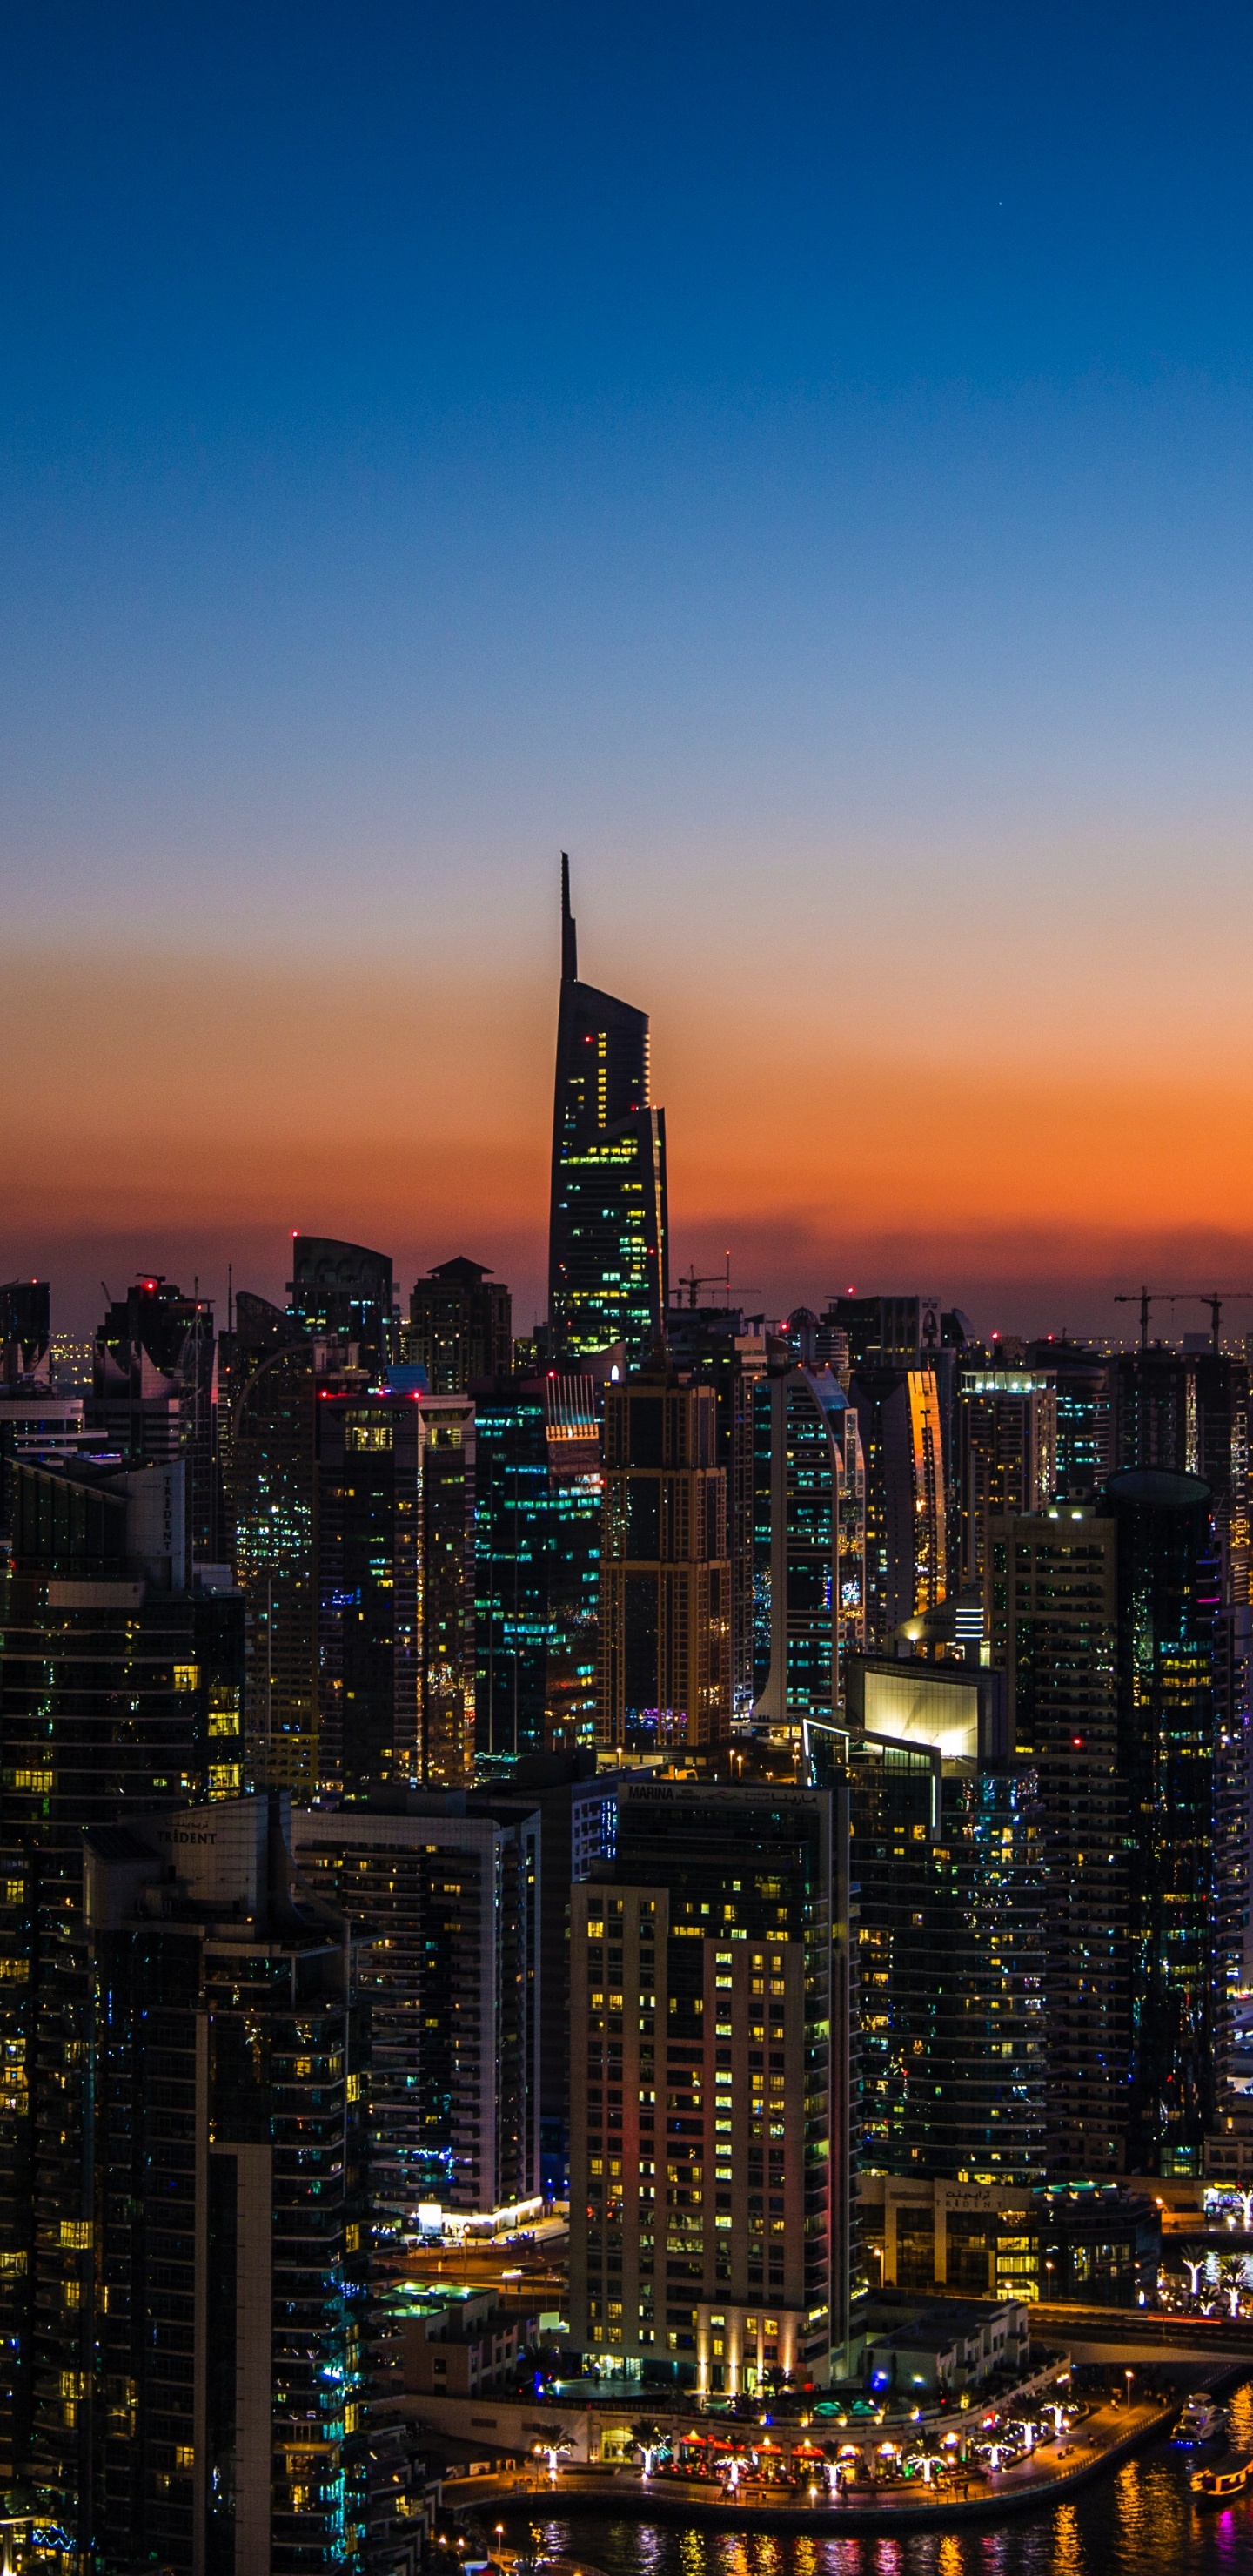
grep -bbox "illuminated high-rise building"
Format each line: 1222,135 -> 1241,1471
597,1364 -> 731,1751
751,1357 -> 866,1735
223,1293 -> 366,1797
548,855 -> 667,1366
316,1385 -> 476,1795
0,1453 -> 209,2554
292,1796 -> 540,2239
955,1366 -> 1056,1592
84,1797 -> 371,2576
848,1363 -> 947,1643
567,1779 -> 853,2389
1026,1338 -> 1113,1500
472,1370 -> 601,1765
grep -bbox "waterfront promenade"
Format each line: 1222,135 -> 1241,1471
442,2387 -> 1176,2535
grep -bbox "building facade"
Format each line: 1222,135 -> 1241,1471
751,1359 -> 866,1735
291,1800 -> 540,2240
315,1385 -> 476,1795
955,1368 -> 1056,1592
597,1369 -> 731,1751
548,856 -> 668,1367
472,1372 -> 601,1767
988,1503 -> 1129,2175
84,1796 -> 371,2576
1109,1465 -> 1221,2173
405,1258 -> 512,1392
568,1781 -> 852,2391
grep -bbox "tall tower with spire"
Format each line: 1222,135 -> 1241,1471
548,854 -> 668,1365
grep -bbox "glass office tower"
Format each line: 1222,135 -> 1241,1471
751,1358 -> 866,1733
548,856 -> 668,1366
473,1371 -> 601,1764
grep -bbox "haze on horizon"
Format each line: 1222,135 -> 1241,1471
4,3 -> 1253,1344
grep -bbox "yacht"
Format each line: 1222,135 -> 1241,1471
1174,2394 -> 1228,2447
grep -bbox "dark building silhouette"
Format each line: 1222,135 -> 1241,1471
288,1234 -> 395,1370
0,1279 -> 50,1380
316,1385 -> 477,1796
663,1302 -> 768,1718
548,855 -> 667,1366
988,1504 -> 1128,2175
405,1257 -> 512,1392
89,1274 -> 218,1567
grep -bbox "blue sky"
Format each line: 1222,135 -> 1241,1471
3,3 -> 1253,1330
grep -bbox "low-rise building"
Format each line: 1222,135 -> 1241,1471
866,2298 -> 1030,2397
382,2285 -> 535,2398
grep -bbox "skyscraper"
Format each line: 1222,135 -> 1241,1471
84,1796 -> 371,2576
0,1453 -> 207,2557
597,1363 -> 731,1752
315,1384 -> 477,1795
988,1503 -> 1128,2175
548,855 -> 668,1366
663,1302 -> 769,1718
0,1279 -> 50,1379
90,1274 -> 219,1569
1108,1464 -> 1220,2173
472,1369 -> 601,1766
955,1366 -> 1056,1592
405,1257 -> 513,1392
751,1357 -> 866,1734
848,1358 -> 948,1646
291,1797 -> 540,2240
567,1779 -> 852,2389
288,1235 -> 396,1371
223,1294 -> 367,1798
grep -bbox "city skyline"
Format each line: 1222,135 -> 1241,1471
5,9 -> 1253,1332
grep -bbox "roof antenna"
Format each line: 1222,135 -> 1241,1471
560,850 -> 578,983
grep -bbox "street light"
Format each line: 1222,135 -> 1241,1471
1125,2369 -> 1134,2410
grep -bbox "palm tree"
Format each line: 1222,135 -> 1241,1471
1178,2243 -> 1207,2300
1216,2251 -> 1247,2318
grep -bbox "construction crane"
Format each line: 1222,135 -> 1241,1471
1114,1288 -> 1253,1352
1113,1286 -> 1164,1348
673,1256 -> 756,1311
1192,1291 -> 1253,1353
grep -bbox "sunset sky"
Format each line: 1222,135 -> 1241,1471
4,5 -> 1253,1339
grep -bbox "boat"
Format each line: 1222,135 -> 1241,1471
1190,2451 -> 1252,2501
1174,2394 -> 1228,2447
